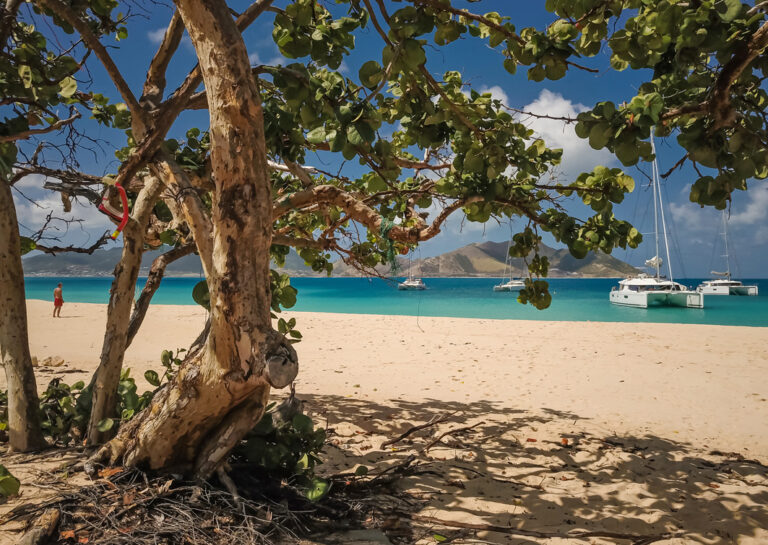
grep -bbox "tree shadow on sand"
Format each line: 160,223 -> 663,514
300,394 -> 768,545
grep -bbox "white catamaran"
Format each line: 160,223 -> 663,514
493,238 -> 525,292
398,253 -> 427,290
696,211 -> 758,296
609,136 -> 704,309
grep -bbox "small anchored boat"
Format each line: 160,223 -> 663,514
696,211 -> 758,296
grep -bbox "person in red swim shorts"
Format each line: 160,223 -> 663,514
53,282 -> 63,317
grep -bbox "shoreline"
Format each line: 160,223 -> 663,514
10,300 -> 768,461
22,298 -> 768,328
19,298 -> 766,328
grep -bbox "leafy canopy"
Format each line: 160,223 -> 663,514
5,0 -> 768,310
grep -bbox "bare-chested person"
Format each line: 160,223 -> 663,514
53,282 -> 63,317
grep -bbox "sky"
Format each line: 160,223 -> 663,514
11,0 -> 768,278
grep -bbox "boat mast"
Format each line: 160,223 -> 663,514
504,227 -> 512,281
722,210 -> 731,280
650,135 -> 674,282
650,136 -> 661,280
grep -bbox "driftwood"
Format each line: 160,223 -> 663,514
420,421 -> 484,452
19,508 -> 60,545
380,411 -> 458,448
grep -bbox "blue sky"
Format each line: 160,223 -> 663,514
13,0 -> 768,277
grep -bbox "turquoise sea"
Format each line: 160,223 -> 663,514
23,276 -> 768,327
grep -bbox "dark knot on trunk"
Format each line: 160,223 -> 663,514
263,330 -> 298,389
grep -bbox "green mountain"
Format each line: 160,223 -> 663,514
22,241 -> 639,278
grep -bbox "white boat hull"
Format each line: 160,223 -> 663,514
398,284 -> 426,290
610,290 -> 704,308
697,284 -> 758,296
493,284 -> 524,292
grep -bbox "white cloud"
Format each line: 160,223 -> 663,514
147,28 -> 166,44
248,52 -> 261,65
12,175 -> 114,245
479,85 -> 509,105
730,187 -> 768,243
669,188 -> 768,246
729,187 -> 768,226
520,89 -> 616,181
669,200 -> 707,232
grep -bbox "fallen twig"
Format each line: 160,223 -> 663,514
380,411 -> 458,448
420,421 -> 485,453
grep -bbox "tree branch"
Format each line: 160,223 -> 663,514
34,231 -> 111,255
411,0 -> 525,45
273,184 -> 480,243
126,243 -> 196,347
660,21 -> 768,128
35,0 -> 143,121
0,111 -> 80,143
141,10 -> 185,108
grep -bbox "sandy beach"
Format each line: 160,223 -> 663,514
14,300 -> 768,459
2,300 -> 767,544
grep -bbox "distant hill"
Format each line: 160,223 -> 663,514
333,240 -> 640,278
22,247 -> 203,277
23,241 -> 639,278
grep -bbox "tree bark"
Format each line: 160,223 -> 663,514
92,0 -> 296,477
86,177 -> 164,444
0,180 -> 46,452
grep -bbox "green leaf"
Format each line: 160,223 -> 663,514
359,60 -> 383,89
19,236 -> 36,255
292,413 -> 313,434
144,370 -> 160,387
305,477 -> 330,501
615,140 -> 640,166
97,418 -> 114,432
0,465 -> 20,498
59,76 -> 77,98
433,535 -> 448,543
716,0 -> 741,22
354,465 -> 369,476
18,65 -> 32,88
306,126 -> 327,144
347,123 -> 374,146
192,280 -> 210,311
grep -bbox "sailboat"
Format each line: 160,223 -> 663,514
493,237 -> 525,292
398,252 -> 426,290
609,136 -> 704,309
696,211 -> 758,296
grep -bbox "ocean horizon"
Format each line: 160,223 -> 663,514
23,276 -> 768,327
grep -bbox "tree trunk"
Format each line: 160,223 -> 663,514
92,0 -> 297,477
87,177 -> 164,444
0,181 -> 46,452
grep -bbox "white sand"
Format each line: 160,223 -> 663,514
18,300 -> 768,459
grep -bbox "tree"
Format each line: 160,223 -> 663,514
0,0 -> 98,451
3,0 -> 767,473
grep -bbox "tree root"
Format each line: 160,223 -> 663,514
19,508 -> 59,545
216,464 -> 242,507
